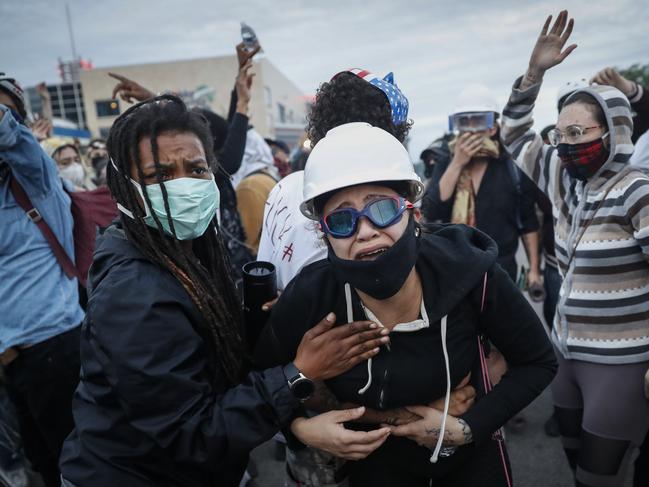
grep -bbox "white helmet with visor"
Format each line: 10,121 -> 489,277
300,122 -> 424,220
449,84 -> 499,134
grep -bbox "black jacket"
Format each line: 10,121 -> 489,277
422,155 -> 539,263
256,224 -> 556,477
59,225 -> 298,487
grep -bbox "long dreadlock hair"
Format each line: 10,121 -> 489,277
106,94 -> 245,385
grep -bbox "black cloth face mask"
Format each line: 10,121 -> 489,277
327,215 -> 421,300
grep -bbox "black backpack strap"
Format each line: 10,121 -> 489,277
504,158 -> 524,232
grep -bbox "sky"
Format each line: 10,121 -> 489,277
3,0 -> 648,159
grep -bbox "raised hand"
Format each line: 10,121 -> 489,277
450,133 -> 485,169
109,72 -> 155,104
523,10 -> 577,89
36,82 -> 50,101
590,67 -> 637,97
236,41 -> 261,68
31,117 -> 52,141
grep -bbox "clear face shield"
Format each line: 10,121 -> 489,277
448,112 -> 496,135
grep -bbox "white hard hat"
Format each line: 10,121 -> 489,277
557,78 -> 589,109
452,84 -> 499,115
300,122 -> 424,220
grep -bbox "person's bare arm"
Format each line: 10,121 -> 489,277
305,374 -> 476,426
235,59 -> 254,116
522,230 -> 541,285
109,73 -> 155,103
36,82 -> 53,122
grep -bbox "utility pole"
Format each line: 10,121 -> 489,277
65,3 -> 85,128
66,3 -> 78,61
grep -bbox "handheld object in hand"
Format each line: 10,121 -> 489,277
527,281 -> 547,303
242,261 -> 277,350
240,22 -> 259,51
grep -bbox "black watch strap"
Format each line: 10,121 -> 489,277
283,362 -> 314,402
283,362 -> 302,382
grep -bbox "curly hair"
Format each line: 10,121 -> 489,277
307,72 -> 411,146
106,95 -> 245,385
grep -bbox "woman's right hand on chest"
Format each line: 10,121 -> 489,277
293,312 -> 389,381
290,407 -> 391,460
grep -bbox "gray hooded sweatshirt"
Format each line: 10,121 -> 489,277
501,76 -> 649,365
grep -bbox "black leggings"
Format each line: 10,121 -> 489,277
555,407 -> 635,487
347,437 -> 511,487
551,351 -> 649,487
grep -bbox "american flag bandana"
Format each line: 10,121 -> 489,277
334,68 -> 409,125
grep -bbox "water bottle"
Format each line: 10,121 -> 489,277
240,22 -> 259,51
242,261 -> 276,351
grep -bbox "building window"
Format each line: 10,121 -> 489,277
277,103 -> 286,124
96,100 -> 120,118
264,87 -> 272,108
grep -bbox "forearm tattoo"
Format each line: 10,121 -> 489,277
522,68 -> 544,90
425,419 -> 473,445
524,71 -> 542,85
457,419 -> 473,444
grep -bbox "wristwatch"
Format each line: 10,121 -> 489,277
283,362 -> 315,402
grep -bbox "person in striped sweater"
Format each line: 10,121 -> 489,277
500,10 -> 649,487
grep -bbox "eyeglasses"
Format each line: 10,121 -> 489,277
320,197 -> 413,239
547,125 -> 603,146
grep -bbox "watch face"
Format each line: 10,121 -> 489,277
292,377 -> 315,400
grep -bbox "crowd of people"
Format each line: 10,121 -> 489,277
1,9 -> 648,487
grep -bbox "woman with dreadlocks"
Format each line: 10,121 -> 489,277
59,95 -> 391,487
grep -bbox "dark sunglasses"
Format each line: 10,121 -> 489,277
320,197 -> 413,239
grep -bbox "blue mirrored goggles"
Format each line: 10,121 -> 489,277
448,111 -> 496,134
320,197 -> 414,239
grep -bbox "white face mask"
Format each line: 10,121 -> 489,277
59,162 -> 85,187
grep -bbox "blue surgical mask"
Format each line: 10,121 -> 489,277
118,176 -> 220,240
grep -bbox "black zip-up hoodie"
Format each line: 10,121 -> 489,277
256,223 -> 556,477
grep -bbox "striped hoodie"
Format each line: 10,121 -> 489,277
501,76 -> 649,364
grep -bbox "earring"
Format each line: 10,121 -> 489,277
415,226 -> 421,237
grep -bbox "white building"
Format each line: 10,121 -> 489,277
79,55 -> 309,146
